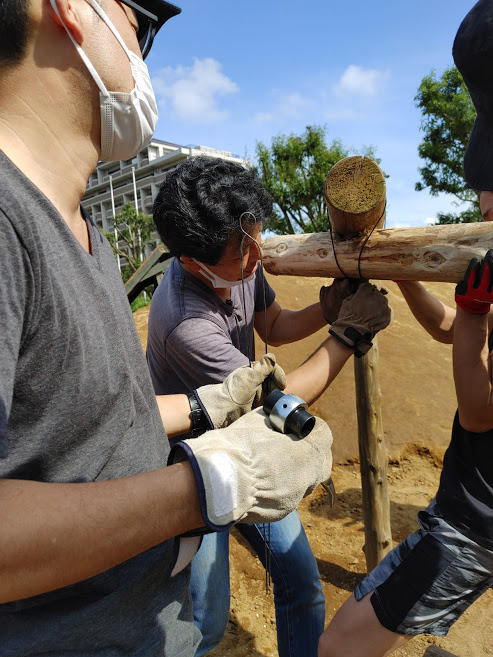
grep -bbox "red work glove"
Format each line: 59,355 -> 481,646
455,249 -> 493,314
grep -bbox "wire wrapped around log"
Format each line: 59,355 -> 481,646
262,222 -> 493,283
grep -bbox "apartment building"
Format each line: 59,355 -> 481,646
81,138 -> 249,258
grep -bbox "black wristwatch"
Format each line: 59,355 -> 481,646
187,391 -> 208,437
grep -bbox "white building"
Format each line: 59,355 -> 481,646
82,139 -> 249,257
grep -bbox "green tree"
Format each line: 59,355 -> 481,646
415,66 -> 481,223
255,125 -> 379,234
104,202 -> 156,283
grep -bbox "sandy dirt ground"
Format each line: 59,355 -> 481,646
134,275 -> 492,657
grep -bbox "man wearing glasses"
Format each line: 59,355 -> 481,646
0,2 -> 334,655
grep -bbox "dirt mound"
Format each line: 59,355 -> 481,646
134,276 -> 492,657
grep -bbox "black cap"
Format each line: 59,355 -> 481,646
453,0 -> 493,191
121,0 -> 181,59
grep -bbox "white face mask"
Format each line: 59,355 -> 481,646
50,0 -> 158,162
192,260 -> 258,289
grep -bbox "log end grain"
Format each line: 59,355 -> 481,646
325,156 -> 386,238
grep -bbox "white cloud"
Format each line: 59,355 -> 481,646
152,58 -> 239,123
253,112 -> 275,124
388,216 -> 438,229
334,65 -> 390,97
253,91 -> 313,124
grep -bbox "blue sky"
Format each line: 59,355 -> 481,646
146,0 -> 474,228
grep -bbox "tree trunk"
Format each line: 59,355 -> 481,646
262,222 -> 492,282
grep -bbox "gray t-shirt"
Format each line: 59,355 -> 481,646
0,151 -> 200,656
146,257 -> 276,395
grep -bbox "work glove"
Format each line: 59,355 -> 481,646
319,278 -> 358,324
195,353 -> 286,430
329,281 -> 392,357
168,406 -> 333,530
455,249 -> 493,314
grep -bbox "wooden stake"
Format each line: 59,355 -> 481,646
354,342 -> 392,570
324,156 -> 392,571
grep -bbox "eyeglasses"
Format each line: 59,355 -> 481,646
119,0 -> 181,59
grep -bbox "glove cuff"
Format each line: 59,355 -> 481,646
168,442 -> 233,533
455,293 -> 491,315
329,325 -> 374,356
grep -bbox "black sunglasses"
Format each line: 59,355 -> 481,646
119,0 -> 181,59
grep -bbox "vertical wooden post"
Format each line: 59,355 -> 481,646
325,156 -> 392,571
354,342 -> 392,569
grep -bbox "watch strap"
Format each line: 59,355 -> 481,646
187,391 -> 208,437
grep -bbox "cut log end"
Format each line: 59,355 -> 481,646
325,156 -> 386,238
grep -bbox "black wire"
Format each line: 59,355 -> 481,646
325,199 -> 387,281
357,202 -> 387,280
239,212 -> 272,591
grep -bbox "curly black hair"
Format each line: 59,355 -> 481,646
153,157 -> 273,264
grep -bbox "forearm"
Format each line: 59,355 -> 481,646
396,281 -> 455,343
453,308 -> 493,432
284,336 -> 354,405
0,462 -> 201,603
156,394 -> 193,437
263,303 -> 327,346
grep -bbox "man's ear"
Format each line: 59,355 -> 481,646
180,255 -> 201,271
49,0 -> 85,46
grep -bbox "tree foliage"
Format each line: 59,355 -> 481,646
255,125 -> 379,234
104,202 -> 156,282
415,66 -> 481,223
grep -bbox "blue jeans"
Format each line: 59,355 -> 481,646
191,510 -> 325,657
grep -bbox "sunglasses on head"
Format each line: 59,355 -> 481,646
119,0 -> 181,59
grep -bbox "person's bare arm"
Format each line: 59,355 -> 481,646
156,393 -> 193,437
395,281 -> 456,343
454,310 -> 493,433
0,462 -> 202,604
284,336 -> 354,405
254,299 -> 327,347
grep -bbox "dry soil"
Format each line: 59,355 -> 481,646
133,276 -> 492,657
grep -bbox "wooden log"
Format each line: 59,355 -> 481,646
262,222 -> 493,283
324,156 -> 392,571
325,155 -> 386,238
354,343 -> 392,571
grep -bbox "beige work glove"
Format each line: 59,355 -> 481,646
168,407 -> 333,530
319,278 -> 359,324
329,281 -> 392,357
195,353 -> 286,430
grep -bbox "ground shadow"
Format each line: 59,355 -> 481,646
309,485 -> 430,544
208,609 -> 272,657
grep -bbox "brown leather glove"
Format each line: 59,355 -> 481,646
329,281 -> 392,357
319,278 -> 358,324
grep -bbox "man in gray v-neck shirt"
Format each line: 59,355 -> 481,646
147,156 -> 392,656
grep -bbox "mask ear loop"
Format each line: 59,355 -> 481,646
239,211 -> 272,592
238,212 -> 268,362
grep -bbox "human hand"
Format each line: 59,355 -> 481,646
168,406 -> 333,530
455,249 -> 493,314
195,353 -> 286,429
319,278 -> 358,324
329,281 -> 393,357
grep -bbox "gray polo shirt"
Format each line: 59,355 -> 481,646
0,151 -> 199,656
147,258 -> 276,395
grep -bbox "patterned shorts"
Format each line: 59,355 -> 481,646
354,505 -> 493,636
